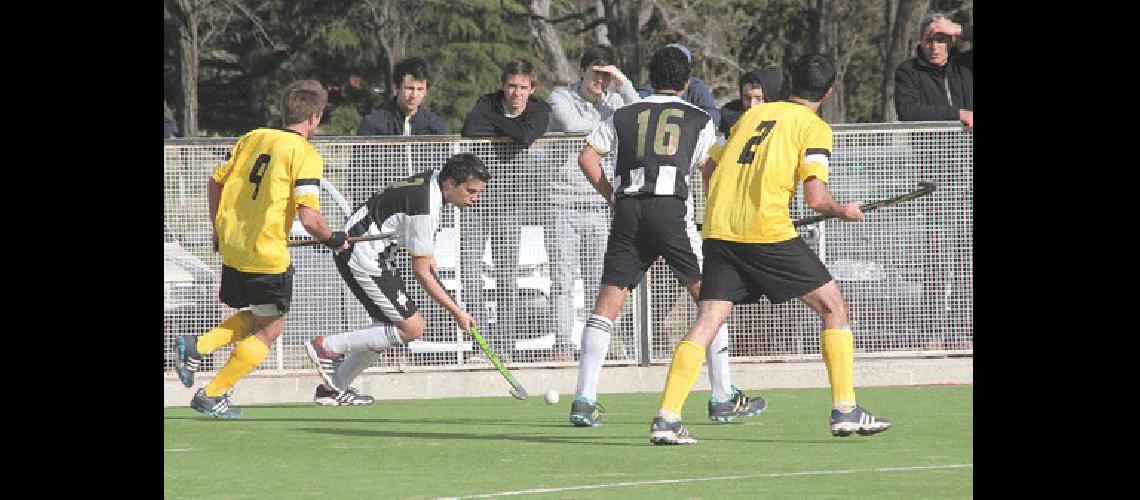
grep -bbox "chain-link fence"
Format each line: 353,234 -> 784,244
163,122 -> 971,377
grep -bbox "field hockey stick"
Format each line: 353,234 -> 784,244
286,234 -> 389,248
423,267 -> 528,400
468,324 -> 528,400
793,181 -> 937,227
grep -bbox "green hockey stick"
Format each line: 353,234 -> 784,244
469,324 -> 528,400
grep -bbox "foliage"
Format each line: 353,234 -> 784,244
164,0 -> 972,135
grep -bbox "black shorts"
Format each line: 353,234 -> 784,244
334,251 -> 418,323
219,265 -> 294,316
601,196 -> 702,289
699,238 -> 832,304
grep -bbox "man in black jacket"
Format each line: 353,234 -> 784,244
357,57 -> 449,136
717,66 -> 786,137
894,14 -> 973,129
459,59 -> 552,362
461,59 -> 551,145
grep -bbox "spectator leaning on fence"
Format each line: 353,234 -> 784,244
543,44 -> 640,362
357,56 -> 448,136
894,14 -> 973,129
459,59 -> 552,361
637,43 -> 721,128
174,80 -> 350,419
718,67 -> 787,137
462,58 -> 552,145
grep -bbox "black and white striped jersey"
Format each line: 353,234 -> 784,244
585,94 -> 717,201
343,169 -> 444,275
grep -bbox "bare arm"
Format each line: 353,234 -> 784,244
700,158 -> 716,197
297,204 -> 351,252
578,144 -> 613,207
207,178 -> 223,252
802,177 -> 863,222
412,256 -> 474,331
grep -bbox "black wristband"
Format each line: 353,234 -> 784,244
323,231 -> 347,249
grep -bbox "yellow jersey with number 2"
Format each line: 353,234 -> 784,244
703,101 -> 832,244
211,128 -> 324,274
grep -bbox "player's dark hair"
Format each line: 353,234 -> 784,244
648,46 -> 691,92
579,44 -> 616,70
281,80 -> 328,125
788,54 -> 835,102
440,153 -> 490,184
393,57 -> 432,87
501,58 -> 536,86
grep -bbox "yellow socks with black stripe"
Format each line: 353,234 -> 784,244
204,335 -> 269,398
821,328 -> 856,412
196,311 -> 254,355
657,341 -> 707,420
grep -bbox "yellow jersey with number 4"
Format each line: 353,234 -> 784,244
211,128 -> 324,273
703,101 -> 832,243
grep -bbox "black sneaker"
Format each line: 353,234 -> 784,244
708,386 -> 768,422
650,416 -> 697,445
304,336 -> 344,390
189,388 -> 242,419
830,406 -> 892,437
175,336 -> 203,388
569,397 -> 605,427
314,384 -> 376,406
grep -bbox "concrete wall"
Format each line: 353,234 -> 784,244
164,356 -> 972,407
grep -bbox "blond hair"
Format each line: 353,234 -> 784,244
280,80 -> 328,126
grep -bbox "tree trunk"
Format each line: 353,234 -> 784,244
594,0 -> 610,46
813,0 -> 843,123
880,0 -> 926,122
174,0 -> 201,136
529,0 -> 578,86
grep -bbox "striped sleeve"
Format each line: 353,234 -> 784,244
294,147 -> 324,210
796,121 -> 832,184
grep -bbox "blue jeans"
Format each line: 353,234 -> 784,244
543,201 -> 609,350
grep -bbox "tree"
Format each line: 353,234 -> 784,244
879,0 -> 927,122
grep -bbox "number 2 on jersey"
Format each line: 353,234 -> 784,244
736,120 -> 776,164
248,154 -> 271,200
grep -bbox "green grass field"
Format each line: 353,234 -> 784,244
164,384 -> 972,499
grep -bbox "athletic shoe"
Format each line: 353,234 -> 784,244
175,335 -> 203,388
569,397 -> 605,427
708,386 -> 768,422
314,384 -> 376,406
830,406 -> 892,437
189,388 -> 242,419
304,336 -> 344,390
650,416 -> 697,445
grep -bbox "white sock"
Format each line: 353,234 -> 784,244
323,322 -> 403,353
333,349 -> 383,389
706,323 -> 733,401
574,314 -> 613,401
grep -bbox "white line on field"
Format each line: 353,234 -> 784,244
439,464 -> 973,499
165,448 -> 200,452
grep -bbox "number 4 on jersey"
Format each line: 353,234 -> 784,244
736,121 -> 776,164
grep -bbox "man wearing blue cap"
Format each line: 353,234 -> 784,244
637,43 -> 720,127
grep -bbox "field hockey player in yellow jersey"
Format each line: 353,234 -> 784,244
174,80 -> 350,419
650,54 -> 892,445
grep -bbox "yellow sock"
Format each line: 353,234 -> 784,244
658,341 -> 707,418
197,311 -> 254,355
821,328 -> 856,406
205,336 -> 269,398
